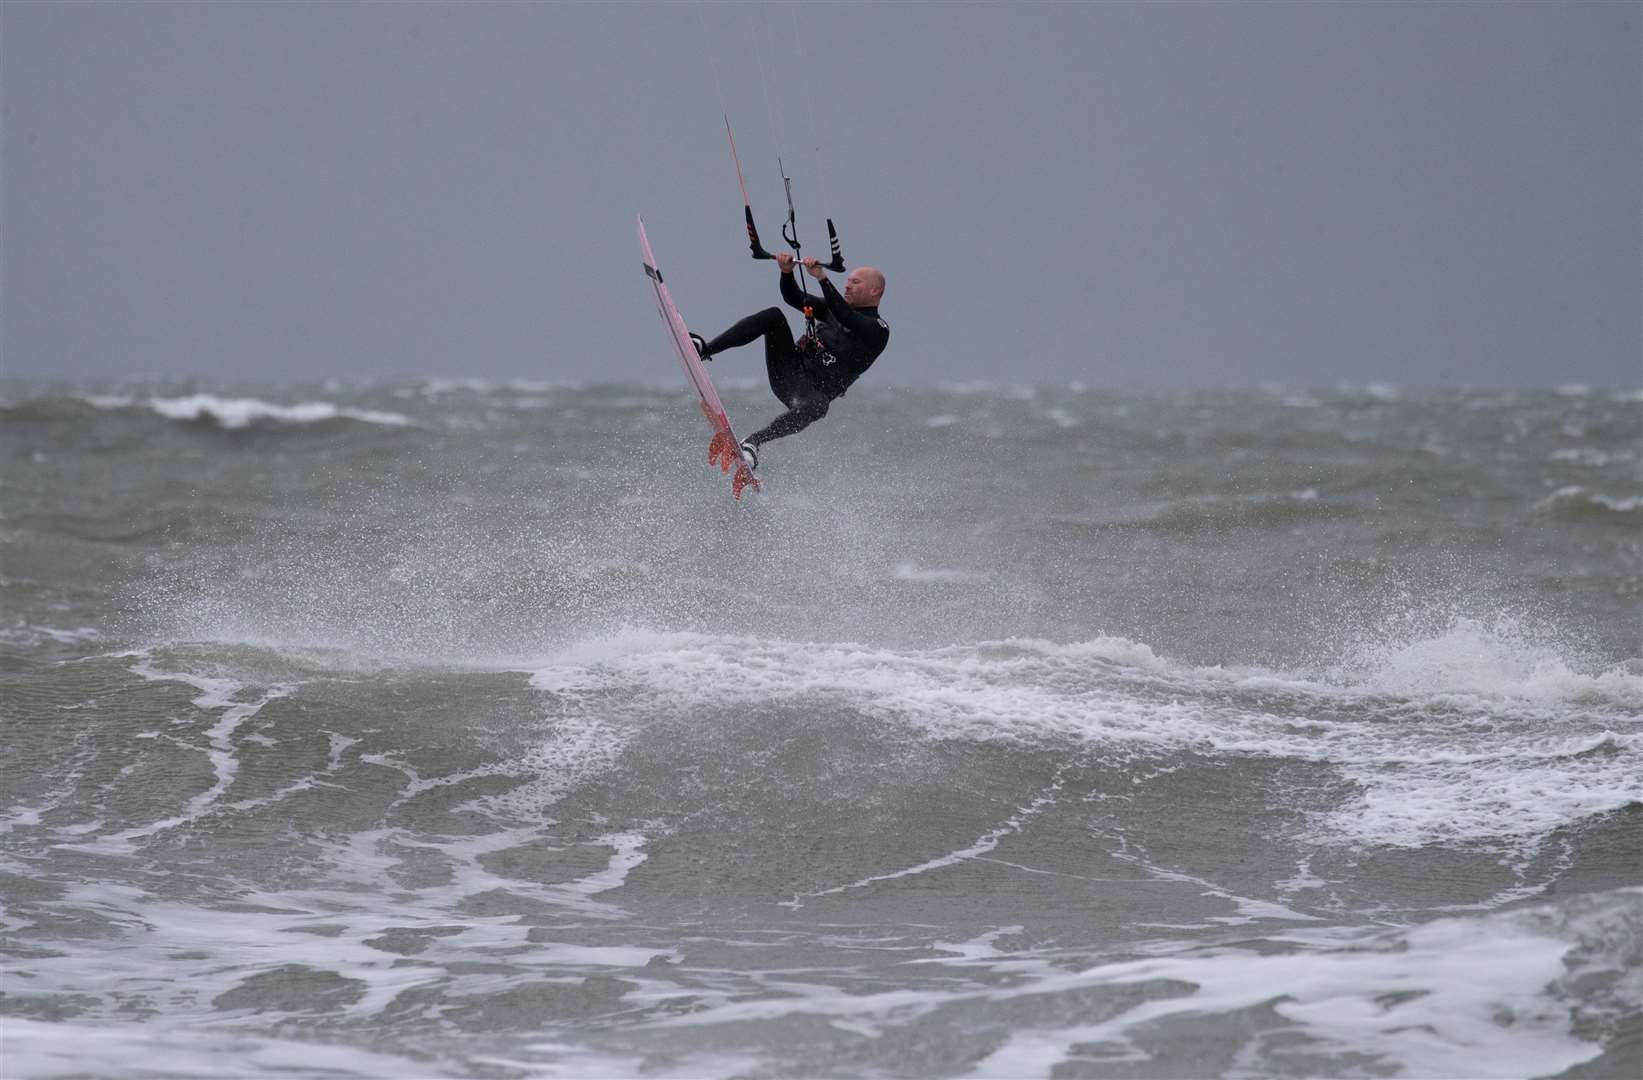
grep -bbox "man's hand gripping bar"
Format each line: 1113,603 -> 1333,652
745,209 -> 846,273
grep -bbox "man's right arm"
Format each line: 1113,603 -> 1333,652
778,268 -> 817,313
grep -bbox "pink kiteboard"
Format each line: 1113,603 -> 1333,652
638,216 -> 759,500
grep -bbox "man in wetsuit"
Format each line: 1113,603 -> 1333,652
690,254 -> 888,468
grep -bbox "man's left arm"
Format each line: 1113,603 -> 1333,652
815,278 -> 887,341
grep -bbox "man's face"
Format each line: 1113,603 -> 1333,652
843,269 -> 874,306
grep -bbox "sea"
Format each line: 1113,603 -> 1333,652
1,376 -> 1639,1079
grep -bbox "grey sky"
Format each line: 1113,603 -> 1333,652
3,1 -> 1638,388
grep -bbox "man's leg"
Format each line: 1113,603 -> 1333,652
746,392 -> 829,447
702,307 -> 830,449
700,308 -> 792,361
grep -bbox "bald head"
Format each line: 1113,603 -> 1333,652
843,266 -> 886,308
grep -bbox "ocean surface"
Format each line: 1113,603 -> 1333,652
1,376 -> 1639,1079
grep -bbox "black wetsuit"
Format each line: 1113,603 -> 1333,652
700,270 -> 889,447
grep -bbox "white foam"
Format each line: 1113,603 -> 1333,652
11,822 -> 680,1052
1111,852 -> 1321,925
1536,485 -> 1643,515
1274,857 -> 1334,899
417,376 -> 498,396
515,627 -> 1640,853
222,732 -> 358,814
929,925 -> 1026,962
143,394 -> 411,428
0,623 -> 104,648
476,714 -> 629,820
793,784 -> 1065,906
1324,741 -> 1643,850
36,625 -> 103,643
73,663 -> 291,848
891,562 -> 991,583
0,1017 -> 431,1079
0,805 -> 45,834
534,942 -> 679,967
340,823 -> 643,919
470,1046 -> 652,1078
1335,616 -> 1642,706
82,393 -> 135,409
1551,447 -> 1632,467
557,832 -> 649,898
474,1044 -> 764,1080
635,895 -> 1620,1080
971,904 -> 1615,1079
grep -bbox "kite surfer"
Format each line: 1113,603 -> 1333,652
690,252 -> 887,467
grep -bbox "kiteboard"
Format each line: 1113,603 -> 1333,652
638,216 -> 759,500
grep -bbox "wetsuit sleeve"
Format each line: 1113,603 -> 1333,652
817,279 -> 889,344
778,270 -> 819,314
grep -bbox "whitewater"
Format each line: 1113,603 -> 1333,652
1,378 -> 1638,1078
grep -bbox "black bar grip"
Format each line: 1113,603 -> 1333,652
822,219 -> 845,272
745,206 -> 774,260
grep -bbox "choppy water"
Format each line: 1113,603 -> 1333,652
2,377 -> 1639,1078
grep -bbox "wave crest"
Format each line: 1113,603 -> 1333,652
90,393 -> 412,429
1535,486 -> 1642,523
